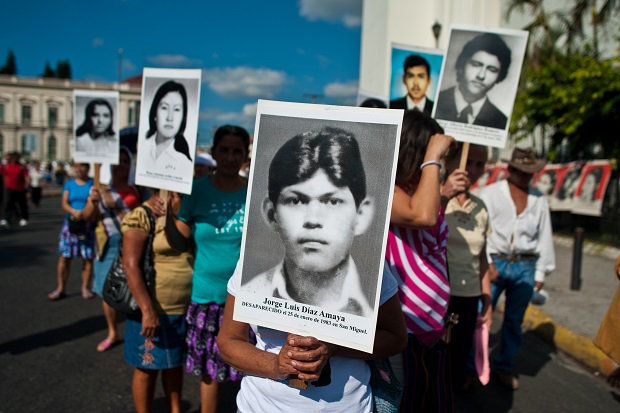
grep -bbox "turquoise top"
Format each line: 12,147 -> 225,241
178,176 -> 247,304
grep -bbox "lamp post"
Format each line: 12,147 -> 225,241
432,20 -> 442,48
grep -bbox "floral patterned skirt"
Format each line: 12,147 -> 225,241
185,301 -> 254,382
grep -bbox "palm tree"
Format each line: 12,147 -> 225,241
568,0 -> 620,57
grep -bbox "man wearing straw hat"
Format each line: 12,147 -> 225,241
479,147 -> 555,390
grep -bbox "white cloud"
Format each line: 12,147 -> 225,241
202,67 -> 287,98
199,105 -> 257,131
122,59 -> 137,72
92,38 -> 104,48
299,0 -> 362,28
242,102 -> 258,118
146,54 -> 202,67
324,80 -> 359,100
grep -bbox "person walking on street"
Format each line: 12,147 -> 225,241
479,147 -> 555,390
1,152 -> 30,227
29,160 -> 45,208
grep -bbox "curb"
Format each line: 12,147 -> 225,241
553,234 -> 620,261
501,303 -> 617,377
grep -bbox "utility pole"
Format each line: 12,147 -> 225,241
303,93 -> 324,104
117,48 -> 123,84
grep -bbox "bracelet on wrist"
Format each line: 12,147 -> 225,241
420,160 -> 442,170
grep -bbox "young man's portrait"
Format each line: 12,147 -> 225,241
242,127 -> 375,317
435,32 -> 512,129
390,54 -> 434,115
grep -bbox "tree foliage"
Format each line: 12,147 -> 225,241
41,61 -> 55,78
55,60 -> 71,79
511,54 -> 620,159
0,49 -> 17,75
508,0 -> 620,160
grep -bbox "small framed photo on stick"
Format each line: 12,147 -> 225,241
233,100 -> 403,353
135,68 -> 201,195
73,90 -> 120,164
432,25 -> 528,148
389,43 -> 444,116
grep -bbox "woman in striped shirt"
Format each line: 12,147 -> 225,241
386,110 -> 465,413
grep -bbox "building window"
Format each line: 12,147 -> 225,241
128,101 -> 140,126
48,135 -> 57,160
0,103 -> 4,123
128,106 -> 135,126
48,107 -> 58,128
0,133 -> 4,158
22,105 -> 32,125
21,133 -> 38,156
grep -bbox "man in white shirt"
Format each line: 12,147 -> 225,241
389,54 -> 434,115
479,147 -> 555,390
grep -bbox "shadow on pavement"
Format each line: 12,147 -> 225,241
0,243 -> 49,270
0,315 -> 107,355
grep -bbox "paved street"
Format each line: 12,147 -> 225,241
1,196 -> 619,412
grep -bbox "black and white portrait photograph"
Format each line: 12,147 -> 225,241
571,161 -> 612,217
432,25 -> 528,148
73,90 -> 119,164
389,44 -> 444,115
551,162 -> 584,211
135,68 -> 201,194
534,165 -> 560,205
233,100 -> 402,352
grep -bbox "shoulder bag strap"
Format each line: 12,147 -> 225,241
140,205 -> 157,291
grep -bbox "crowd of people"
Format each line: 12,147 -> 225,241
2,106 -> 562,412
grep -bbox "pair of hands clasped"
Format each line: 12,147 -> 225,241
275,334 -> 336,382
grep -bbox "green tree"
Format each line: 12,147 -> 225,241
41,61 -> 55,78
55,60 -> 71,79
508,0 -> 620,161
0,49 -> 17,75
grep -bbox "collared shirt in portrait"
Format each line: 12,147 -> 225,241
144,136 -> 191,175
453,87 -> 487,124
479,180 -> 556,282
407,95 -> 428,112
242,256 -> 373,317
76,133 -> 118,156
445,194 -> 491,297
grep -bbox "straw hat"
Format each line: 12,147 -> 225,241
501,147 -> 546,174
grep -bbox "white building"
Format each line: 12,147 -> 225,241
0,75 -> 141,161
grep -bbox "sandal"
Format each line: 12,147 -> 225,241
82,289 -> 94,300
97,338 -> 120,353
48,290 -> 66,301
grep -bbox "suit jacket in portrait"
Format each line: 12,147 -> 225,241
389,96 -> 434,116
434,87 -> 507,130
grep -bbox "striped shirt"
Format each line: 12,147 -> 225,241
385,210 -> 450,343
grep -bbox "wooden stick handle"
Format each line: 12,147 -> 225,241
459,142 -> 470,170
289,378 -> 308,390
94,164 -> 101,190
158,189 -> 168,226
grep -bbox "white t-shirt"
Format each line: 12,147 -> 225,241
227,263 -> 398,413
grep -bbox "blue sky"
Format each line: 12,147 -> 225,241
1,0 -> 362,144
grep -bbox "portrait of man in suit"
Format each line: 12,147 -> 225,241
435,33 -> 512,130
389,54 -> 434,115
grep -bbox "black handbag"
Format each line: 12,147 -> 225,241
102,205 -> 156,315
68,216 -> 88,240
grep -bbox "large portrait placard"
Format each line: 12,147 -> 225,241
432,25 -> 528,148
135,68 -> 201,194
73,90 -> 120,164
233,100 -> 403,353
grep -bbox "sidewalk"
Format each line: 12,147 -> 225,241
504,235 -> 620,376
